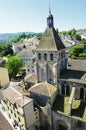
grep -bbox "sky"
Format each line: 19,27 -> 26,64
0,0 -> 86,33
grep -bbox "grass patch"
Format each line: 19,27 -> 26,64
72,100 -> 80,109
52,94 -> 69,114
52,95 -> 86,120
71,100 -> 86,118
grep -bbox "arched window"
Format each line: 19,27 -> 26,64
44,53 -> 47,60
61,84 -> 65,95
66,85 -> 70,96
50,53 -> 53,60
59,124 -> 68,130
38,53 -> 41,60
80,88 -> 84,100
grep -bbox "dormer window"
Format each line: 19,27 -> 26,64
38,53 -> 41,60
44,53 -> 47,60
50,53 -> 53,60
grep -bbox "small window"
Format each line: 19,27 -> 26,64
14,113 -> 16,117
7,106 -> 9,110
11,109 -> 13,114
18,117 -> 21,122
9,114 -> 11,119
49,79 -> 52,82
44,53 -> 47,60
38,53 -> 41,60
14,103 -> 17,109
80,88 -> 84,100
36,116 -> 38,119
50,53 -> 53,60
32,70 -> 34,73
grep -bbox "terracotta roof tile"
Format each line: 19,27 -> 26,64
0,112 -> 14,130
3,86 -> 33,107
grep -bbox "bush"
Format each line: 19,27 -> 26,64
69,46 -> 83,57
71,55 -> 77,59
79,53 -> 86,57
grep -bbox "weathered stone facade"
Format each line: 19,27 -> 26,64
34,9 -> 86,130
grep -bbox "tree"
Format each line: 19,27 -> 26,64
80,38 -> 86,44
59,31 -> 68,35
74,34 -> 81,41
5,55 -> 24,79
0,44 -> 13,57
68,28 -> 76,36
69,46 -> 83,57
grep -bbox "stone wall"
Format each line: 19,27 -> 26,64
52,111 -> 86,130
58,80 -> 86,101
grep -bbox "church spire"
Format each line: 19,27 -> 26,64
47,5 -> 54,28
49,3 -> 51,15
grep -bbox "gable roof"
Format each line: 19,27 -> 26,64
29,81 -> 57,98
36,27 -> 65,51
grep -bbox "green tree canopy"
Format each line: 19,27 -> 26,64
68,28 -> 76,36
0,44 -> 13,57
69,46 -> 83,57
5,55 -> 24,79
74,34 -> 81,41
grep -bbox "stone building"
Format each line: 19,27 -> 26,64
33,9 -> 86,130
36,9 -> 66,86
1,86 -> 40,130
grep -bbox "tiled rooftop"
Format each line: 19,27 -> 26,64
3,86 -> 33,107
25,73 -> 37,84
36,27 -> 65,51
0,112 -> 14,130
29,81 -> 57,97
60,59 -> 86,84
67,59 -> 86,71
18,49 -> 33,56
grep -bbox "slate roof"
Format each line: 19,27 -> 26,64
36,27 -> 65,51
29,81 -> 57,98
60,59 -> 86,84
0,112 -> 14,130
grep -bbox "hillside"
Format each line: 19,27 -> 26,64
0,32 -> 35,43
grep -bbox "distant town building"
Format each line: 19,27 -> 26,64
12,42 -> 25,54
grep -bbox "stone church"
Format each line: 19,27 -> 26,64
30,9 -> 86,130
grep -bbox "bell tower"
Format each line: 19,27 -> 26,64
36,8 -> 66,87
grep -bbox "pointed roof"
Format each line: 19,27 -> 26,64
36,27 -> 65,51
29,81 -> 57,98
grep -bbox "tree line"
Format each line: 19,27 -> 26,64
7,32 -> 42,44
